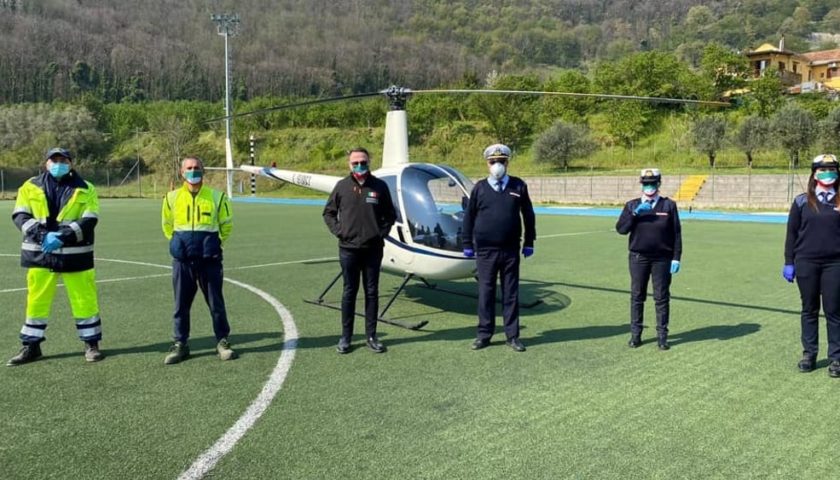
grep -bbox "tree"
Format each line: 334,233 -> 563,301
691,116 -> 727,167
471,74 -> 540,148
748,73 -> 784,117
734,115 -> 770,166
533,121 -> 597,169
70,62 -> 98,96
605,101 -> 650,148
771,103 -> 816,168
537,70 -> 596,129
149,114 -> 198,183
700,43 -> 749,97
819,106 -> 840,153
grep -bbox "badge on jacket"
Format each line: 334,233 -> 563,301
366,191 -> 379,204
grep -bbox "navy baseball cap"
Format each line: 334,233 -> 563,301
45,148 -> 72,160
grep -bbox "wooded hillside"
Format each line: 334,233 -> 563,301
3,0 -> 840,102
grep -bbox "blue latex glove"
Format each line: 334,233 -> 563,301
670,260 -> 681,274
522,246 -> 534,258
463,248 -> 475,258
42,232 -> 63,253
633,201 -> 653,215
782,264 -> 795,283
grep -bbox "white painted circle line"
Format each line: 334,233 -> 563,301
178,277 -> 298,480
1,253 -> 298,480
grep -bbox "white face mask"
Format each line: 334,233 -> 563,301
489,162 -> 506,180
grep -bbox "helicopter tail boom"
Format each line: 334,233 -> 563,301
240,165 -> 341,194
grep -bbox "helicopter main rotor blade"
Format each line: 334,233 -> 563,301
205,91 -> 382,123
410,88 -> 731,107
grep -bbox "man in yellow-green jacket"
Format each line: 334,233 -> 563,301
161,156 -> 235,365
7,148 -> 104,366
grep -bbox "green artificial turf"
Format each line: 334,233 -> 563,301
0,199 -> 834,479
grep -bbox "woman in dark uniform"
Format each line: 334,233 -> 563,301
616,168 -> 682,350
783,154 -> 840,377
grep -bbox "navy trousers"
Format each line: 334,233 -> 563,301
339,246 -> 383,340
172,258 -> 230,343
629,253 -> 672,338
794,259 -> 840,360
476,247 -> 521,341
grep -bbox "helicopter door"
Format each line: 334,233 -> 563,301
398,165 -> 470,253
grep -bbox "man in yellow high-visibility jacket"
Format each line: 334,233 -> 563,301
7,147 -> 104,366
161,156 -> 235,365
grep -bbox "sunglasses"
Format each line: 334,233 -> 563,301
351,161 -> 369,166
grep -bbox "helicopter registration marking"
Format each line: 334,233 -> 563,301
292,174 -> 312,187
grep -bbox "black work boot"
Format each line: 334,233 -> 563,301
828,360 -> 840,378
628,334 -> 642,348
657,336 -> 670,351
7,343 -> 43,367
798,355 -> 817,373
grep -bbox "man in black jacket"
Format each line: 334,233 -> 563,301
323,148 -> 397,354
616,168 -> 682,350
462,144 -> 536,352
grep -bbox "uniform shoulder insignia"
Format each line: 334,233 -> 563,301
795,193 -> 808,208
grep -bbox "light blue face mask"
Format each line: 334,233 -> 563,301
184,170 -> 203,184
48,162 -> 70,178
351,162 -> 369,174
642,184 -> 658,195
816,171 -> 838,184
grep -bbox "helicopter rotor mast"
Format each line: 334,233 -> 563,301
381,86 -> 412,169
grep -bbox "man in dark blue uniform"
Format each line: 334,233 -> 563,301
462,144 -> 536,352
323,147 -> 397,354
616,168 -> 682,350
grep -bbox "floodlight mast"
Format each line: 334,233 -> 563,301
211,12 -> 240,198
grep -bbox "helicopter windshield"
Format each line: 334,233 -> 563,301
401,165 -> 469,252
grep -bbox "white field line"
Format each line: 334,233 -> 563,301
538,230 -> 613,239
177,277 -> 298,480
0,253 -> 298,480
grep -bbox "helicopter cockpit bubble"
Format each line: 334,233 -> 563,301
398,164 -> 471,253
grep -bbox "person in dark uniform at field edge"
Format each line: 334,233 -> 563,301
323,147 -> 397,354
616,168 -> 682,350
462,143 -> 536,352
783,154 -> 840,377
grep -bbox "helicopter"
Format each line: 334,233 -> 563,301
233,86 -> 729,329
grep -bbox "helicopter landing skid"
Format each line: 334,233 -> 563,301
303,272 -> 428,330
418,279 -> 544,309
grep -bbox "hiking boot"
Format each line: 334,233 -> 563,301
216,338 -> 238,361
6,343 -> 42,366
84,341 -> 104,362
164,342 -> 190,365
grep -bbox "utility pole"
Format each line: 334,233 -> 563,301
211,12 -> 240,198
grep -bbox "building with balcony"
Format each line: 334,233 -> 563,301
746,37 -> 840,92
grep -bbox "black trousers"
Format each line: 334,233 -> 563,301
476,247 -> 521,341
172,258 -> 230,343
629,252 -> 672,337
339,246 -> 383,340
794,258 -> 840,360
